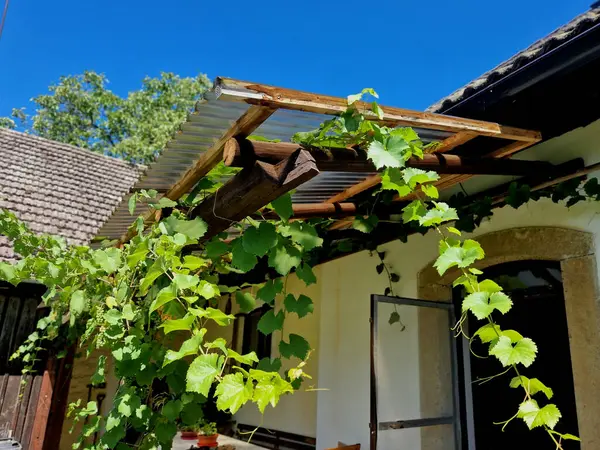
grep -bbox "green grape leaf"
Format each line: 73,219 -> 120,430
434,239 -> 485,275
368,140 -> 403,169
489,336 -> 537,367
173,273 -> 199,291
419,202 -> 458,227
215,372 -> 253,414
231,239 -> 258,272
160,314 -> 196,334
518,400 -> 561,430
242,222 -> 278,256
236,291 -> 256,313
422,184 -> 439,199
402,200 -> 427,223
268,239 -> 302,275
163,332 -> 205,367
70,290 -> 86,318
227,349 -> 259,365
128,194 -> 137,215
164,217 -> 208,240
381,168 -> 412,197
510,376 -> 553,399
180,402 -> 204,426
402,167 -> 439,188
186,353 -> 220,397
139,257 -> 165,295
256,357 -> 282,372
462,290 -> 512,320
127,239 -> 149,268
205,239 -> 229,259
473,323 -> 502,343
352,216 -> 379,233
152,197 -> 178,209
279,222 -> 323,251
150,285 -> 177,314
257,309 -> 285,335
196,280 -> 220,299
91,355 -> 107,385
93,248 -> 121,274
182,255 -> 206,270
388,311 -> 401,325
203,307 -> 235,326
257,279 -> 283,304
296,262 -> 317,286
155,421 -> 177,447
271,193 -> 294,221
161,400 -> 183,421
279,334 -> 310,360
284,294 -> 314,318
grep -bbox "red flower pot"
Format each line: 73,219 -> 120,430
197,434 -> 218,448
180,431 -> 197,440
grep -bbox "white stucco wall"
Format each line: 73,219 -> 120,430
311,119 -> 600,449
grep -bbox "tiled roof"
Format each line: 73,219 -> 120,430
428,7 -> 600,113
0,128 -> 142,262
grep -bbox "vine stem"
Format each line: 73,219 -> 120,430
414,192 -> 563,449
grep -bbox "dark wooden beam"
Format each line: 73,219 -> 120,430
191,149 -> 319,238
224,138 -> 557,176
261,202 -> 357,220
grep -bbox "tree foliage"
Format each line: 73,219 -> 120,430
0,71 -> 210,163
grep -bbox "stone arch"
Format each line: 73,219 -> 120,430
417,227 -> 600,449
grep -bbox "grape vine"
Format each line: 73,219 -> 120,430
290,88 -> 583,448
0,86 -> 593,450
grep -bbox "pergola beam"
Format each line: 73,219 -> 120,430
225,138 -> 555,176
215,78 -> 541,142
190,149 -> 319,239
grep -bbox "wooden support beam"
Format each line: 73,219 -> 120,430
322,131 -> 480,204
216,77 -> 541,142
224,138 -> 555,176
118,105 -> 276,244
261,202 -> 357,220
190,149 -> 319,238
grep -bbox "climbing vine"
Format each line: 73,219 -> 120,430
0,86 -> 595,450
291,88 -> 587,448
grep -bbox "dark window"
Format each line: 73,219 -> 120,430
453,261 -> 580,450
233,304 -> 272,361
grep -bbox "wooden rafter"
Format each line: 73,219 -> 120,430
224,138 -> 555,176
190,149 -> 319,239
215,78 -> 541,142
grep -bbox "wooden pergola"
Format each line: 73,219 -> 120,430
119,77 -> 592,245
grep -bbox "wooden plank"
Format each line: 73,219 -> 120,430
9,298 -> 38,373
0,297 -> 20,373
216,77 -> 541,142
118,105 -> 277,244
41,348 -> 76,450
430,131 -> 477,152
263,202 -> 357,219
22,375 -> 42,450
0,376 -> 21,439
29,370 -> 52,450
191,149 -> 319,239
13,375 -> 33,442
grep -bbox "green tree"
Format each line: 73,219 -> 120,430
0,71 -> 210,163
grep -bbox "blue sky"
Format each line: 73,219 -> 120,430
0,0 -> 592,117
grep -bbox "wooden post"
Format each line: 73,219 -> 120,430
191,149 -> 319,238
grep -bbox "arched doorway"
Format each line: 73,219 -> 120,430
417,227 -> 600,449
453,260 -> 579,449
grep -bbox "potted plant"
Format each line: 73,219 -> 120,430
179,425 -> 197,440
196,421 -> 218,448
